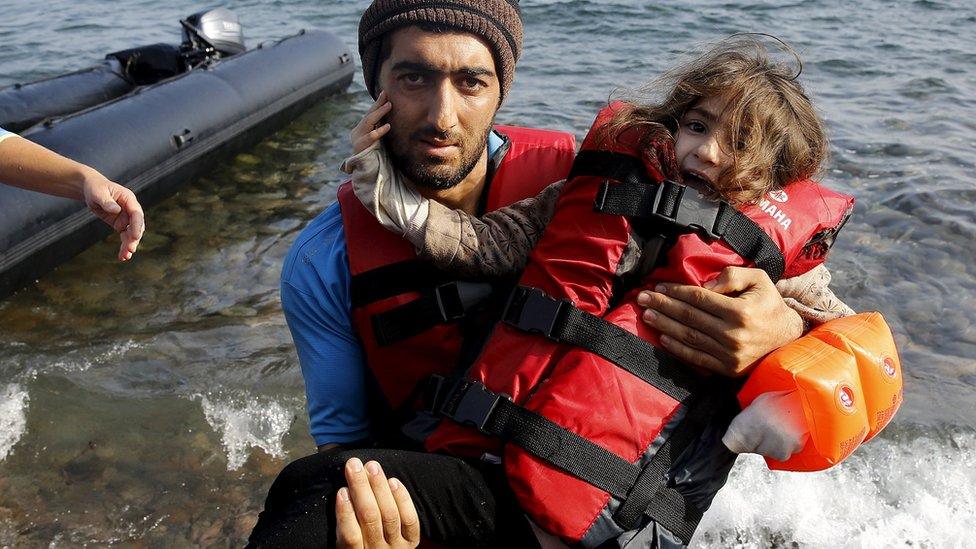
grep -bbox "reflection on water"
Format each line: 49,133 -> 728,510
1,0 -> 975,545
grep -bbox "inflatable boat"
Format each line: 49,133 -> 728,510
0,9 -> 354,299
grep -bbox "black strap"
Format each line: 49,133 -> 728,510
501,286 -> 700,402
720,209 -> 787,282
371,281 -> 494,346
594,180 -> 786,282
349,259 -> 453,307
432,377 -> 707,544
350,260 -> 452,307
611,389 -> 720,541
567,149 -> 654,187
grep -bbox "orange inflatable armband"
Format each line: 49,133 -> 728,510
738,312 -> 903,472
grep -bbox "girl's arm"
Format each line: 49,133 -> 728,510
774,263 -> 855,326
419,181 -> 562,277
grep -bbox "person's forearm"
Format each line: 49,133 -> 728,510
420,180 -> 563,277
0,135 -> 94,200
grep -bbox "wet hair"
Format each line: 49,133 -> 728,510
606,35 -> 829,204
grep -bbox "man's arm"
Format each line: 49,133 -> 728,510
0,130 -> 145,261
280,204 -> 372,450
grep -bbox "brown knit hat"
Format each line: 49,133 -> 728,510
359,0 -> 523,100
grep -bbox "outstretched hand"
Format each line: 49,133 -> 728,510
336,457 -> 420,549
637,266 -> 804,377
351,91 -> 392,155
82,172 -> 145,261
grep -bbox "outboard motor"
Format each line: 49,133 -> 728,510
180,8 -> 246,68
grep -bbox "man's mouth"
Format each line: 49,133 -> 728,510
420,139 -> 459,158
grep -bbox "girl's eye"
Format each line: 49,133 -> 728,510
687,121 -> 707,133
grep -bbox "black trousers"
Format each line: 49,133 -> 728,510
247,448 -> 540,548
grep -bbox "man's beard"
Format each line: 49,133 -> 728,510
384,123 -> 492,190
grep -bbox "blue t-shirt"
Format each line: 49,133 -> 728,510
283,133 -> 505,446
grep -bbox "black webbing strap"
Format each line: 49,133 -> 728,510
371,281 -> 494,346
594,180 -> 786,282
501,286 -> 700,402
611,388 -> 721,542
350,260 -> 452,307
720,210 -> 787,282
433,377 -> 705,545
567,150 -> 654,187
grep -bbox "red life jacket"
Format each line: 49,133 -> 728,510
423,103 -> 855,546
337,126 -> 576,431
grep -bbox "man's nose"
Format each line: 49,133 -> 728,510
427,81 -> 459,133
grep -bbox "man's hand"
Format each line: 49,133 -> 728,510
637,266 -> 804,377
336,458 -> 420,549
82,170 -> 145,261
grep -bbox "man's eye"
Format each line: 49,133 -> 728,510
460,77 -> 485,90
402,73 -> 424,85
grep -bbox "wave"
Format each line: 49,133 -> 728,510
696,427 -> 975,547
0,383 -> 29,461
198,392 -> 295,470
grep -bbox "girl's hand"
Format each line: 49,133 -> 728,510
336,457 -> 420,549
351,91 -> 393,154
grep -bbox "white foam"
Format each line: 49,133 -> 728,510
0,383 -> 29,461
49,339 -> 138,374
198,392 -> 294,470
695,430 -> 976,547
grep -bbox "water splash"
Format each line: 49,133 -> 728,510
695,429 -> 976,547
0,383 -> 29,461
198,392 -> 295,470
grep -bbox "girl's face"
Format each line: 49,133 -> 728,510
674,95 -> 734,194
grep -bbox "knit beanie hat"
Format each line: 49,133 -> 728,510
359,0 -> 523,100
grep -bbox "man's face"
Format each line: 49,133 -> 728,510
376,26 -> 501,190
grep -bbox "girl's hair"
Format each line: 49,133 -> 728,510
607,35 -> 829,204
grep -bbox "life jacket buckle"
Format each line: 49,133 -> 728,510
434,281 -> 494,322
448,380 -> 510,434
501,286 -> 572,339
652,182 -> 727,240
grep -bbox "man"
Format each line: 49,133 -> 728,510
249,1 -> 810,546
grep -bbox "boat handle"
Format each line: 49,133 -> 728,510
172,128 -> 195,149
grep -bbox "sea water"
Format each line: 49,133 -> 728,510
1,0 -> 974,545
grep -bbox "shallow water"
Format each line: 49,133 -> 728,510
1,0 -> 974,546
